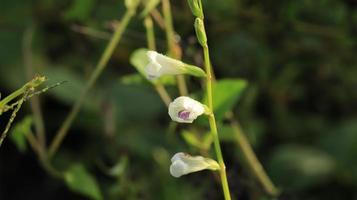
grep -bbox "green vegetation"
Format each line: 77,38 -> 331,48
0,0 -> 356,199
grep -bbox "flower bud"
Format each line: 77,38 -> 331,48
187,0 -> 202,18
168,96 -> 207,123
170,152 -> 220,178
145,51 -> 206,80
194,18 -> 207,47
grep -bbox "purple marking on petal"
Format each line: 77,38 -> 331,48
178,110 -> 190,120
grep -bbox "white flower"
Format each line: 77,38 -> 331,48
168,96 -> 206,123
170,152 -> 220,178
144,51 -> 206,80
145,51 -> 186,79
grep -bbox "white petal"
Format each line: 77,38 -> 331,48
171,152 -> 185,162
154,53 -> 185,74
169,152 -> 220,178
168,96 -> 205,123
145,51 -> 186,79
170,160 -> 188,178
145,62 -> 162,80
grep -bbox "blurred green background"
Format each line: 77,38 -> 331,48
1,0 -> 357,199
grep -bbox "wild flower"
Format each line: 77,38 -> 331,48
170,152 -> 220,178
168,96 -> 207,123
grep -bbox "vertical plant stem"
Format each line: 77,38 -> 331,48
48,10 -> 134,158
204,46 -> 232,200
23,25 -> 47,151
162,0 -> 188,96
194,1 -> 232,198
144,16 -> 156,50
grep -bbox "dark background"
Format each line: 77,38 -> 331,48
1,0 -> 357,199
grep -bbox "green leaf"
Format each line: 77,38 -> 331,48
210,78 -> 247,121
10,116 -> 33,153
108,156 -> 128,177
64,164 -> 103,200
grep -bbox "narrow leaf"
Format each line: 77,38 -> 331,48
64,164 -> 103,200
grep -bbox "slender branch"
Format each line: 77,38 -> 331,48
71,24 -> 112,40
228,113 -> 279,196
0,85 -> 27,110
0,91 -> 29,147
48,10 -> 135,158
150,9 -> 166,30
162,0 -> 188,96
195,1 -> 232,199
204,46 -> 232,200
144,16 -> 156,51
26,131 -> 42,156
154,84 -> 172,106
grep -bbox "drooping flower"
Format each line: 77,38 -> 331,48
144,51 -> 206,80
168,96 -> 207,123
170,152 -> 220,178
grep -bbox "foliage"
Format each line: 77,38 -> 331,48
0,0 -> 356,199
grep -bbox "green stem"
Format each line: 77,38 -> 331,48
204,46 -> 232,200
162,0 -> 175,54
162,0 -> 188,96
144,16 -> 156,51
0,91 -> 28,147
25,131 -> 63,178
48,10 -> 134,158
0,86 -> 27,110
195,1 -> 231,198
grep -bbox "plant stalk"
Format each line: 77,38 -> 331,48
229,114 -> 279,196
203,45 -> 232,200
162,0 -> 188,96
48,10 -> 134,158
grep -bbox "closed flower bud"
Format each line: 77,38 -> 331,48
168,96 -> 207,123
145,51 -> 206,80
170,152 -> 220,178
187,0 -> 202,18
194,18 -> 207,47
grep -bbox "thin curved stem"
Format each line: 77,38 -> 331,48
228,113 -> 279,196
48,10 -> 134,158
